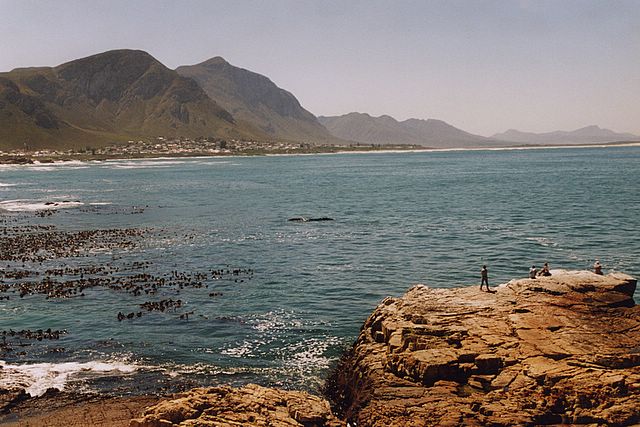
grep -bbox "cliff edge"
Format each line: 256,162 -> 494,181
328,270 -> 639,426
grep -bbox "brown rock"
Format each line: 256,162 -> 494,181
129,384 -> 344,427
0,390 -> 158,427
0,388 -> 29,414
329,271 -> 640,426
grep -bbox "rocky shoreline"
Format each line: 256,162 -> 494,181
330,270 -> 639,426
2,271 -> 638,426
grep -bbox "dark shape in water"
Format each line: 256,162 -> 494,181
288,217 -> 334,222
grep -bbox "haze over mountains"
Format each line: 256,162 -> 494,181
319,114 -> 639,148
318,113 -> 497,148
176,57 -> 336,143
0,48 -> 637,150
491,126 -> 639,145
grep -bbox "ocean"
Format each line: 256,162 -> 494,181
1,146 -> 639,396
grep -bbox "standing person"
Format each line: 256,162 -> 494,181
480,265 -> 489,291
593,260 -> 603,275
529,265 -> 537,279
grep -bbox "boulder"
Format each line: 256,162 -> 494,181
130,384 -> 343,427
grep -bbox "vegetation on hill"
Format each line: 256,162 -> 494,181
0,50 -> 264,150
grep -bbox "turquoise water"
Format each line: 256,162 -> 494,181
1,146 -> 639,395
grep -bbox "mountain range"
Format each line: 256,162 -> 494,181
0,49 -> 330,150
319,114 -> 639,148
176,57 -> 336,143
318,113 -> 500,148
0,49 -> 637,150
491,126 -> 639,145
0,50 -> 265,150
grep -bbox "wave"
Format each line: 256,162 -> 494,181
101,160 -> 190,170
0,199 -> 83,212
33,160 -> 87,166
0,160 -> 90,172
0,360 -> 138,396
525,236 -> 558,247
99,159 -> 236,170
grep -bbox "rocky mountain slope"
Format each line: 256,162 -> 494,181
492,126 -> 639,145
318,113 -> 498,148
0,50 -> 263,150
177,57 -> 337,143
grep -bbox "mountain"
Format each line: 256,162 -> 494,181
176,57 -> 337,143
0,50 -> 263,150
318,113 -> 494,148
491,126 -> 639,145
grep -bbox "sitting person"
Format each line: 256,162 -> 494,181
529,265 -> 537,279
538,262 -> 551,277
593,260 -> 603,275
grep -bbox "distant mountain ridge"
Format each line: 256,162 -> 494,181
176,57 -> 337,143
318,113 -> 498,148
492,126 -> 639,145
0,50 -> 264,149
2,48 -> 637,151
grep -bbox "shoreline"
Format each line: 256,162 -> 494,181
328,140 -> 640,155
1,141 -> 639,165
2,271 -> 637,426
0,147 -> 636,425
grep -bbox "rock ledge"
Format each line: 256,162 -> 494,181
329,271 -> 639,426
129,384 -> 343,427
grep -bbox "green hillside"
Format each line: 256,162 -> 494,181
0,50 -> 265,150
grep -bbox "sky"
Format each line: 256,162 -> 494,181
1,0 -> 639,136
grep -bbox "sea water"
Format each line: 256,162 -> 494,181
0,146 -> 639,395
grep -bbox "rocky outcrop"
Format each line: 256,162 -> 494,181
129,384 -> 343,427
330,271 -> 639,426
0,388 -> 158,427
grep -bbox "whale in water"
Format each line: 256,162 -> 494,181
288,217 -> 334,222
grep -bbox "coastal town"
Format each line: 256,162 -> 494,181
0,136 -> 423,164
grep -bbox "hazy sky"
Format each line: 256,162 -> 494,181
2,0 -> 639,136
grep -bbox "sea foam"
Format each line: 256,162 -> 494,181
101,160 -> 189,169
0,360 -> 138,396
0,199 -> 83,212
